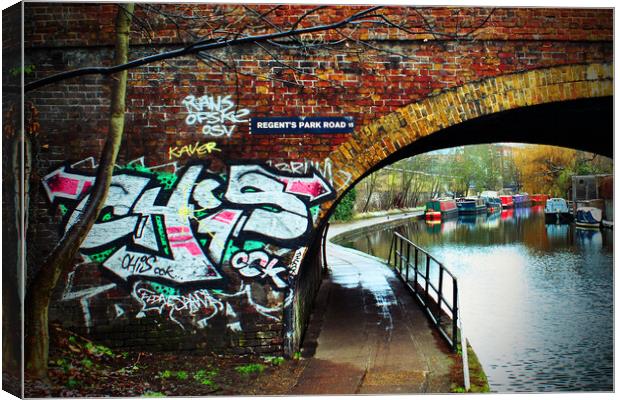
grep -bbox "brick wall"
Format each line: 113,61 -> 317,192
21,4 -> 613,356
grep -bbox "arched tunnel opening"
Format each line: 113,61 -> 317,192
291,95 -> 613,392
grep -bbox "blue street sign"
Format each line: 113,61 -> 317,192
250,116 -> 354,135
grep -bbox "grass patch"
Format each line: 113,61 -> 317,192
192,369 -> 219,390
235,363 -> 265,375
451,340 -> 490,393
262,356 -> 285,366
142,391 -> 166,397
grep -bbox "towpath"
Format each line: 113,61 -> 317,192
291,211 -> 457,394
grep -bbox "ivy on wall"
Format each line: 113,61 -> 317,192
331,188 -> 357,222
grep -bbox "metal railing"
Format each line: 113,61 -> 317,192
388,231 -> 459,352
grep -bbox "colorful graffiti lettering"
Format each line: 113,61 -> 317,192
182,94 -> 250,137
267,158 -> 353,191
46,161 -> 334,330
44,162 -> 333,287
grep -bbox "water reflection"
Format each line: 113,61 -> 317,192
335,206 -> 613,392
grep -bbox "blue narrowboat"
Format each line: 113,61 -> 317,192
480,191 -> 502,213
456,197 -> 486,214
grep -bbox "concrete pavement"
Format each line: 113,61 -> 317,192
291,212 -> 456,394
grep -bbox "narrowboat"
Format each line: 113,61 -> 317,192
499,195 -> 514,209
480,190 -> 502,213
512,193 -> 531,207
425,198 -> 458,221
575,207 -> 602,229
530,194 -> 549,205
456,196 -> 486,214
544,198 -> 573,224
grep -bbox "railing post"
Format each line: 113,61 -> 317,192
452,280 -> 459,352
425,255 -> 430,306
414,247 -> 418,294
405,242 -> 410,282
437,266 -> 444,325
388,234 -> 395,266
394,236 -> 403,274
399,237 -> 404,275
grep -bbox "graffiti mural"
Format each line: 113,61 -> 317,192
182,94 -> 250,137
43,161 -> 334,330
266,157 -> 353,191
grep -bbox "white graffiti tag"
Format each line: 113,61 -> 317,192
231,251 -> 288,289
182,94 -> 250,137
132,281 -> 224,329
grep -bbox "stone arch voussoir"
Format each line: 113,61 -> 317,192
325,62 -> 613,208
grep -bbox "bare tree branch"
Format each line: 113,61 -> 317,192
26,5 -> 382,92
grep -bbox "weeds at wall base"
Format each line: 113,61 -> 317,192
24,323 -> 303,397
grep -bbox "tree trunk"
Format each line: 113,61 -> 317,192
24,4 -> 134,379
362,173 -> 377,213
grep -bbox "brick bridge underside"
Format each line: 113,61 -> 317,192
12,5 -> 612,357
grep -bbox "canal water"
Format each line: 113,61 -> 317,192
335,205 -> 613,392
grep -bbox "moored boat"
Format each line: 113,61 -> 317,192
456,196 -> 486,214
499,195 -> 514,209
544,198 -> 573,224
425,198 -> 458,221
531,194 -> 549,205
480,190 -> 502,213
575,206 -> 602,229
512,193 -> 531,207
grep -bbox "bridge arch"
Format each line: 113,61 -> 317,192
324,63 -> 613,208
289,62 -> 612,355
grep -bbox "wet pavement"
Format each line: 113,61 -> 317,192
291,212 -> 456,394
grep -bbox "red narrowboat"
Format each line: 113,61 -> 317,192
425,198 -> 458,221
530,194 -> 549,205
499,195 -> 514,209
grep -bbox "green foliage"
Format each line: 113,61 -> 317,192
81,358 -> 94,369
55,358 -> 71,373
234,363 -> 265,375
66,377 -> 81,388
262,356 -> 285,366
332,188 -> 357,221
293,351 -> 302,360
85,342 -> 114,357
142,391 -> 166,397
9,64 -> 35,76
176,371 -> 189,380
193,369 -> 219,388
159,370 -> 174,379
451,385 -> 466,393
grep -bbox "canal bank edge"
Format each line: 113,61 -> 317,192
328,207 -> 425,245
328,210 -> 490,393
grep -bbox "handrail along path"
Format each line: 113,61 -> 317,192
388,231 -> 460,352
